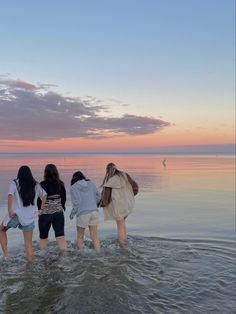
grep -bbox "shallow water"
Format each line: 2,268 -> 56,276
0,154 -> 235,313
0,236 -> 235,314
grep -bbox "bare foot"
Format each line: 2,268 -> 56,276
3,255 -> 11,261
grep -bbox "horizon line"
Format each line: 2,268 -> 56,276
0,151 -> 234,155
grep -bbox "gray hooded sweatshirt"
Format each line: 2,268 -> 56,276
70,180 -> 101,217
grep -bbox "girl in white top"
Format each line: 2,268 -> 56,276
0,165 -> 47,261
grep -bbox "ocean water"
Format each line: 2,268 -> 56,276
0,153 -> 235,314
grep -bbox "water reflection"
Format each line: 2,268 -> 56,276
0,154 -> 234,242
0,154 -> 235,314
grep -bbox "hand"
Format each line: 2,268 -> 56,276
38,209 -> 43,216
8,209 -> 15,218
69,208 -> 77,220
69,212 -> 74,220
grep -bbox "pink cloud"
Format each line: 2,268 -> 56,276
0,78 -> 172,141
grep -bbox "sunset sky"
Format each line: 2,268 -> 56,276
0,0 -> 235,153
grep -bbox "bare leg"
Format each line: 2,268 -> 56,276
89,225 -> 100,252
56,235 -> 67,251
39,238 -> 48,250
116,219 -> 127,248
23,231 -> 34,262
76,227 -> 85,249
0,225 -> 10,259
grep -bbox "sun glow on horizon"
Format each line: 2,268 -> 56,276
0,1 -> 234,153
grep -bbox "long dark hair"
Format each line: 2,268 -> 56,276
44,164 -> 64,188
71,171 -> 88,186
17,165 -> 37,206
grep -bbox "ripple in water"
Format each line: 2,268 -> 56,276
0,236 -> 235,314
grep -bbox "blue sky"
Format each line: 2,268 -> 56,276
0,0 -> 235,152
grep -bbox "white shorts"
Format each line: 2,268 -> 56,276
76,211 -> 99,228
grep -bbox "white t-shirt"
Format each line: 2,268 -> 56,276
8,180 -> 46,226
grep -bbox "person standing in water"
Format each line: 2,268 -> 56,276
38,164 -> 67,251
70,171 -> 101,252
0,166 -> 47,261
100,163 -> 138,248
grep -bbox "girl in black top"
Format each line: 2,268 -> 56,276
38,164 -> 67,250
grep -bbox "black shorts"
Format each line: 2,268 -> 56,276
38,212 -> 65,239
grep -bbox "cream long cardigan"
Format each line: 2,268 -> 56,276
103,174 -> 135,220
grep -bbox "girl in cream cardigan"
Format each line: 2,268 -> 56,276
100,163 -> 138,247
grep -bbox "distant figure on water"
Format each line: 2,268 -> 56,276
70,171 -> 101,252
0,166 -> 47,261
162,159 -> 167,167
100,163 -> 138,248
38,164 -> 67,251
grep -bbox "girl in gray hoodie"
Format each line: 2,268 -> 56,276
70,171 -> 101,252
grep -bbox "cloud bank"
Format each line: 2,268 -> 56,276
0,79 -> 171,140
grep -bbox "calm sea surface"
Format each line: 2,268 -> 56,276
0,153 -> 235,313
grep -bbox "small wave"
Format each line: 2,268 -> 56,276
0,235 -> 235,314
